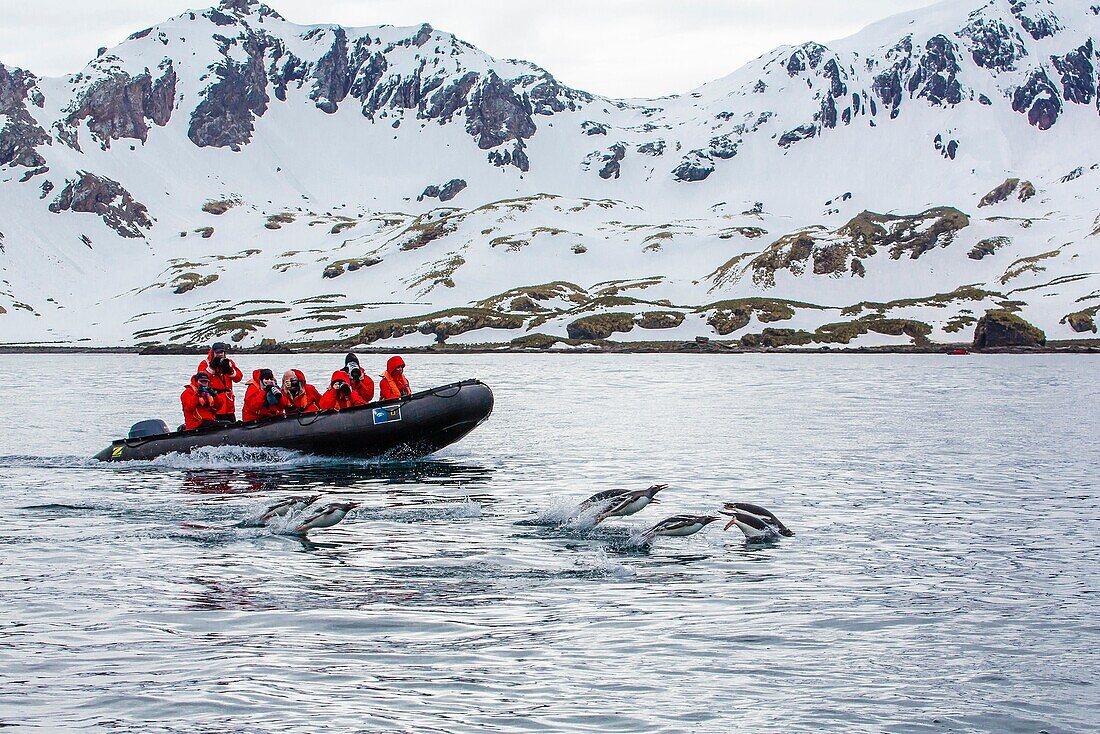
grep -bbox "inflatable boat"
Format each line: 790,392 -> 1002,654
93,379 -> 493,462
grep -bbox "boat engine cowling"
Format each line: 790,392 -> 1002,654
128,419 -> 171,439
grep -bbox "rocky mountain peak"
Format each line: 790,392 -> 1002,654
216,0 -> 284,21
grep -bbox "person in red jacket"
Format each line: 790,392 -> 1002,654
281,369 -> 322,414
180,373 -> 226,430
343,353 -> 375,404
379,355 -> 411,400
197,341 -> 243,421
242,368 -> 286,422
318,370 -> 367,411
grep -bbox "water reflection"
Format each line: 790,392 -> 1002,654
176,459 -> 495,496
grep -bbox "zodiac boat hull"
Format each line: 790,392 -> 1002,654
93,380 -> 493,462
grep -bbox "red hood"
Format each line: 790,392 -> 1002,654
329,370 -> 351,388
386,356 -> 405,373
251,369 -> 264,383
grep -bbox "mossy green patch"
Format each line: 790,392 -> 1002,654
264,212 -> 295,229
322,257 -> 382,279
172,272 -> 219,295
202,198 -> 239,215
566,312 -> 635,340
1060,305 -> 1099,333
636,311 -> 685,329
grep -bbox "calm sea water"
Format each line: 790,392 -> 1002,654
1,353 -> 1097,733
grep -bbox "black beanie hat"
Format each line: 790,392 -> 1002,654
259,368 -> 274,381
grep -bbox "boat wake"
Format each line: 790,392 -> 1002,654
0,445 -> 435,472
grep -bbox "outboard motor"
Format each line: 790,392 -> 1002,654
128,419 -> 171,439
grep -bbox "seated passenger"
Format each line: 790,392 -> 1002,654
197,341 -> 243,421
379,355 -> 411,400
281,369 -> 322,414
318,370 -> 367,411
343,353 -> 375,404
242,368 -> 286,422
181,372 -> 226,430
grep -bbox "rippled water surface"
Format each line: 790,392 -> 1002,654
2,353 -> 1098,732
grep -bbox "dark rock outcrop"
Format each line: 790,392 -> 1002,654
968,236 -> 1010,259
188,35 -> 271,148
778,124 -> 817,148
672,152 -> 714,182
309,28 -> 353,112
598,144 -> 626,179
979,178 -> 1021,207
708,133 -> 739,159
465,72 -> 536,151
48,171 -> 151,238
0,63 -> 50,167
873,37 -> 913,119
65,63 -> 176,148
1009,1 -> 1062,41
960,17 -> 1028,71
973,309 -> 1046,348
908,35 -> 963,107
419,178 -> 467,202
1012,68 -> 1062,129
1051,41 -> 1095,106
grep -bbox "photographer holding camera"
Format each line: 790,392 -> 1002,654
180,372 -> 227,430
318,370 -> 367,411
342,352 -> 375,403
242,368 -> 286,422
196,342 -> 243,420
281,369 -> 323,414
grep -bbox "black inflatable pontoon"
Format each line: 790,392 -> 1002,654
93,380 -> 493,462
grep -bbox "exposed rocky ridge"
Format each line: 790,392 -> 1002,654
47,171 -> 151,238
65,62 -> 177,149
973,309 -> 1047,347
745,208 -> 971,287
0,64 -> 51,167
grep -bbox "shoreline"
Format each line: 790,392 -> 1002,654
1,340 -> 1098,355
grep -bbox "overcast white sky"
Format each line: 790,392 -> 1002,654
0,0 -> 941,97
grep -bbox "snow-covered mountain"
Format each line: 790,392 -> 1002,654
2,0 -> 1098,349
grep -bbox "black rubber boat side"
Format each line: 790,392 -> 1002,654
93,379 -> 494,462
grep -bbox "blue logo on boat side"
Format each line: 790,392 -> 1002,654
373,406 -> 401,425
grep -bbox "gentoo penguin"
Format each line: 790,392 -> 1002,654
594,484 -> 667,524
640,514 -> 719,543
294,501 -> 360,535
574,487 -> 633,514
719,502 -> 794,537
259,494 -> 322,523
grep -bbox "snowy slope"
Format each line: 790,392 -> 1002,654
1,0 -> 1098,348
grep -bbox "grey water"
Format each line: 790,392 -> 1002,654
1,353 -> 1097,733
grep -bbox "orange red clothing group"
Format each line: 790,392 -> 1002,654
180,349 -> 410,430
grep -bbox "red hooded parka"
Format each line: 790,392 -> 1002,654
282,369 -> 322,414
379,356 -> 411,400
242,369 -> 286,422
181,375 -> 226,430
197,348 -> 243,419
318,370 -> 367,411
